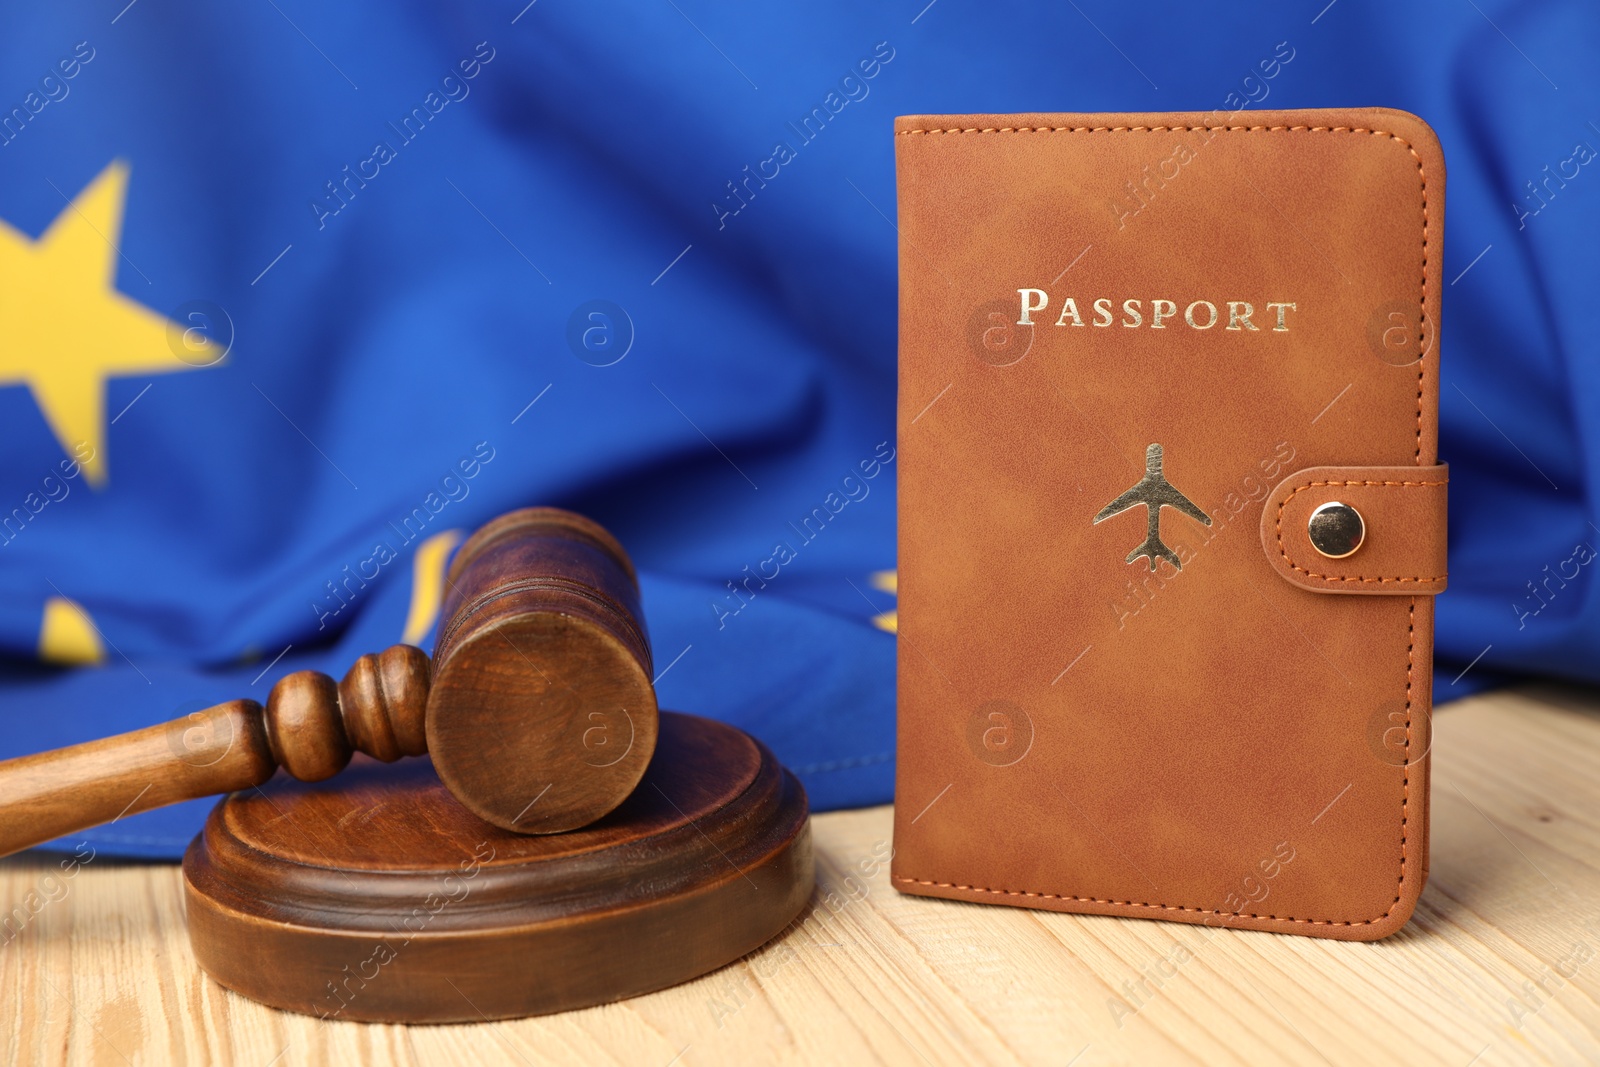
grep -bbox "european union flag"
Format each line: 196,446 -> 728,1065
0,1 -> 1594,856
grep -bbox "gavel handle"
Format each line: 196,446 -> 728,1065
0,701 -> 276,858
0,645 -> 429,859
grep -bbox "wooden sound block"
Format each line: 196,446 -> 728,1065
182,712 -> 811,1023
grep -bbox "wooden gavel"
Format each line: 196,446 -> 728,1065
0,508 -> 659,858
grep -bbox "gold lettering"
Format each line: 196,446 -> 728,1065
1017,288 -> 1047,326
1012,292 -> 1295,334
1185,300 -> 1217,329
1054,297 -> 1084,327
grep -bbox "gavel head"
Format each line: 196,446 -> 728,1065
425,507 -> 659,834
264,508 -> 658,835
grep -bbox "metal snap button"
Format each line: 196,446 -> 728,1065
1308,501 -> 1364,559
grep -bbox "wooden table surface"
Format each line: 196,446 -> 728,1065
2,683 -> 1597,1066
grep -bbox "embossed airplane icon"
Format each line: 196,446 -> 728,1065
1093,443 -> 1212,571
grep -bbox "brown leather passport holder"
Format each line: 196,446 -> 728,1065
892,109 -> 1446,940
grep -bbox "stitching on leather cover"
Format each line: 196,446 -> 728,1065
898,124 -> 1433,458
896,123 -> 1430,928
902,598 -> 1414,927
1402,598 -> 1415,921
905,125 -> 1395,135
1274,479 -> 1447,583
888,877 -> 1390,927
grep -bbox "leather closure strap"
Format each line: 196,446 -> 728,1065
1260,465 -> 1448,595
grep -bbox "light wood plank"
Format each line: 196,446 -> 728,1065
2,684 -> 1597,1065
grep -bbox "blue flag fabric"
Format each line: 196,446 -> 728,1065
0,1 -> 1592,857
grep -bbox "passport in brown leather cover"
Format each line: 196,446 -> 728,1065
892,109 -> 1446,940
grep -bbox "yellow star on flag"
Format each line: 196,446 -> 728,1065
869,569 -> 897,633
0,160 -> 221,487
